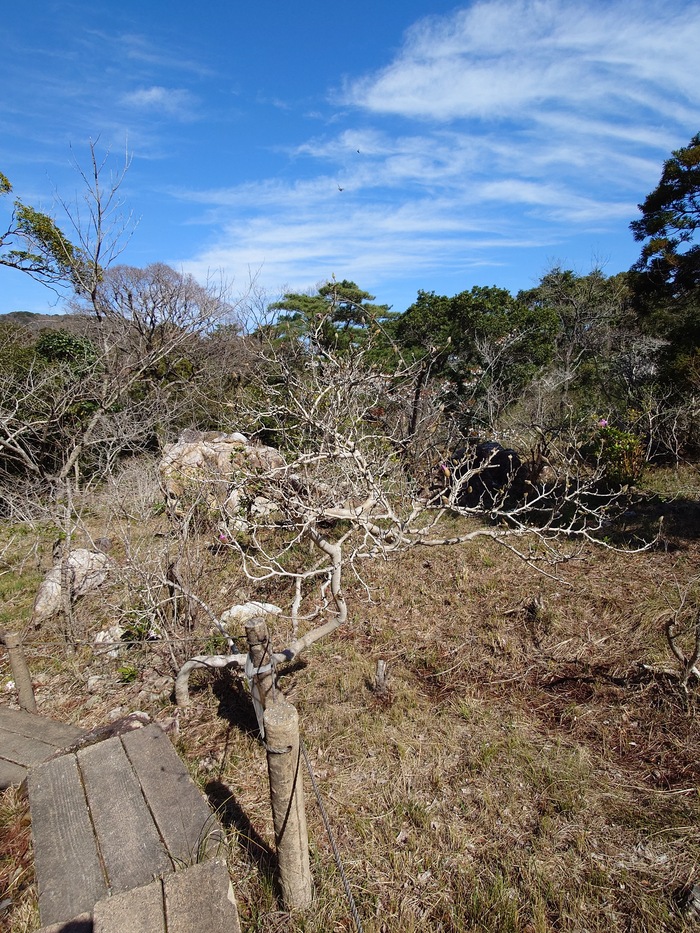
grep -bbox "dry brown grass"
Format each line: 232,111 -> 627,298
0,785 -> 37,933
1,471 -> 699,932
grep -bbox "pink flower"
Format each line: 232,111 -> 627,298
598,419 -> 608,428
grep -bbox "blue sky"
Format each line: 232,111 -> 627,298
2,0 -> 699,317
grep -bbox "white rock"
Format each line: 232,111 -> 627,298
159,431 -> 285,521
93,625 -> 125,659
250,496 -> 280,518
220,601 -> 283,627
33,549 -> 112,621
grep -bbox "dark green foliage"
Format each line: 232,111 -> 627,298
394,284 -> 557,430
630,133 -> 700,394
268,278 -> 395,355
34,329 -> 97,369
392,290 -> 452,359
450,285 -> 556,375
0,171 -> 83,288
630,132 -> 700,302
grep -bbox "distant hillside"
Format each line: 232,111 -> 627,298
0,311 -> 85,333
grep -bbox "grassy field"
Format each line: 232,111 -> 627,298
1,464 -> 699,932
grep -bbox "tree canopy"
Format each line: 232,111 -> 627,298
0,170 -> 82,288
268,278 -> 395,354
630,131 -> 700,303
629,132 -> 700,393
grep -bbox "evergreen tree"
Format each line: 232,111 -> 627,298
269,278 -> 394,355
630,132 -> 700,392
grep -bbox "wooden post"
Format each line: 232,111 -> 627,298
245,617 -> 276,735
1,631 -> 37,712
264,698 -> 312,909
374,659 -> 389,696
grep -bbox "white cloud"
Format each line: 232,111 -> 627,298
342,0 -> 700,125
175,162 -> 614,302
117,32 -> 214,78
121,86 -> 199,119
174,0 -> 700,303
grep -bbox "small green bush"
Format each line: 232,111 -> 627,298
117,664 -> 139,684
587,421 -> 645,487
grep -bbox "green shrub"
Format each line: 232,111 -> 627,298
588,421 -> 645,486
117,664 -> 139,684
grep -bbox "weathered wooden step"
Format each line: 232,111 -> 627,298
0,706 -> 85,789
91,859 -> 242,933
120,724 -> 224,864
28,723 -> 229,927
37,861 -> 242,933
28,751 -> 108,923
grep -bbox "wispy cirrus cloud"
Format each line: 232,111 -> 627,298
176,0 -> 700,303
121,86 -> 199,120
181,199 -> 533,299
116,31 -> 215,77
341,0 -> 700,125
176,152 -> 623,301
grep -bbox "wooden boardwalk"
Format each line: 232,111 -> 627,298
0,706 -> 85,789
0,708 -> 241,932
28,722 -> 241,932
37,858 -> 240,933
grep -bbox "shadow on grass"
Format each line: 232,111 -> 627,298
205,777 -> 278,885
600,493 -> 700,549
639,494 -> 700,541
211,660 -> 309,738
212,673 -> 260,738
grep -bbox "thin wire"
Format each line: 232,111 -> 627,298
300,739 -> 364,933
4,633 -> 225,650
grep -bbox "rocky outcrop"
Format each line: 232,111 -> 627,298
158,430 -> 286,526
33,549 -> 112,622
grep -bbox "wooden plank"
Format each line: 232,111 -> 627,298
164,860 -> 241,933
77,736 -> 173,893
0,756 -> 28,790
0,707 -> 84,745
28,754 -> 108,925
92,878 -> 166,933
121,725 -> 223,865
0,728 -> 61,768
36,913 -> 93,932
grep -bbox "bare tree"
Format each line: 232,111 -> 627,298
0,145 -> 247,645
173,312 -> 652,704
1,145 -> 244,509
